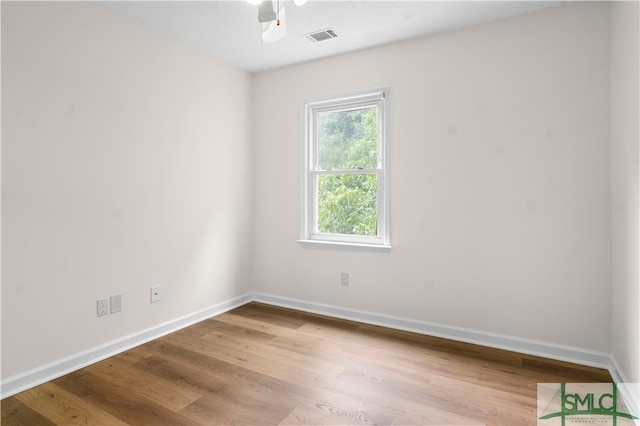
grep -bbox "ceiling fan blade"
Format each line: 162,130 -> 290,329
257,1 -> 276,23
261,3 -> 286,43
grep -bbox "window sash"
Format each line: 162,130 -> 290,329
315,106 -> 379,172
311,100 -> 383,169
311,170 -> 382,239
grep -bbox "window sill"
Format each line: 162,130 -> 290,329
297,239 -> 392,253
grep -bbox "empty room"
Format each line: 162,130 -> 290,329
1,0 -> 638,424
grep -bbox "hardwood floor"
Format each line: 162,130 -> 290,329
2,302 -> 611,425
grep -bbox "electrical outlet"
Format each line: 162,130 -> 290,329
150,286 -> 160,303
97,298 -> 108,317
110,294 -> 122,314
341,273 -> 349,286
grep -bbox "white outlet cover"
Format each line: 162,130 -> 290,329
341,273 -> 349,286
97,298 -> 108,317
150,286 -> 160,303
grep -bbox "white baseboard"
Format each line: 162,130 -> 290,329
1,291 -> 629,404
0,293 -> 253,399
610,354 -> 632,384
252,292 -> 612,370
609,355 -> 640,423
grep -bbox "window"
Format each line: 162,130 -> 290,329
299,88 -> 390,250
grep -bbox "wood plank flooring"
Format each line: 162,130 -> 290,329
2,302 -> 612,425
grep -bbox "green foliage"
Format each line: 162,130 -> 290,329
318,107 -> 377,170
316,107 -> 378,236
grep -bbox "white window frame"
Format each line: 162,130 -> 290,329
298,87 -> 391,252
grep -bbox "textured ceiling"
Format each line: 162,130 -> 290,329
101,1 -> 562,73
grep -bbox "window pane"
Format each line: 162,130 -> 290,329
318,107 -> 378,171
317,174 -> 377,236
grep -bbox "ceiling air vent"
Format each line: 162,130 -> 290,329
305,29 -> 339,43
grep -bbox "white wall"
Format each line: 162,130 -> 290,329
252,3 -> 612,353
610,1 -> 640,384
1,2 -> 253,379
3,0 -> 636,392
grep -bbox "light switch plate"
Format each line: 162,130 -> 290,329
110,294 -> 122,314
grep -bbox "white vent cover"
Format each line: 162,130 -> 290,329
305,29 -> 339,43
